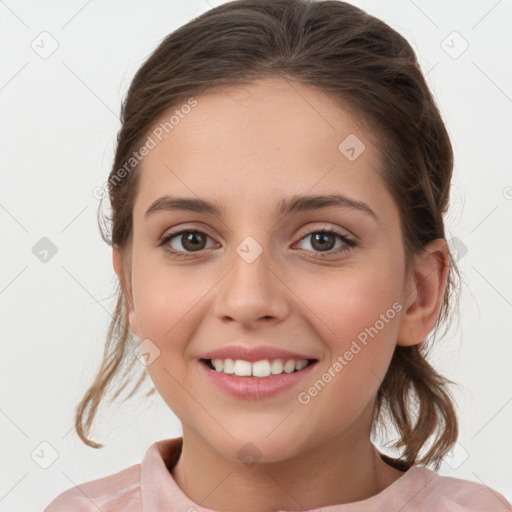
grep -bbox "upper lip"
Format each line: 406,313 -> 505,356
200,344 -> 317,363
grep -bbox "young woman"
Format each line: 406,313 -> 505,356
44,0 -> 511,510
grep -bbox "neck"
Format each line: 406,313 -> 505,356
171,413 -> 405,511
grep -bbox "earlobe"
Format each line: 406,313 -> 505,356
113,246 -> 130,301
112,245 -> 124,280
112,246 -> 139,337
396,239 -> 449,347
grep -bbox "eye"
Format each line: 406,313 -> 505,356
294,228 -> 356,258
158,229 -> 217,259
157,226 -> 357,260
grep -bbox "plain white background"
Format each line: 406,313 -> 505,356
1,1 -> 511,510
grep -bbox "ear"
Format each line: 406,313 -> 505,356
396,239 -> 450,346
112,245 -> 139,338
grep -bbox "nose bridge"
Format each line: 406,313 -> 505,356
213,233 -> 288,324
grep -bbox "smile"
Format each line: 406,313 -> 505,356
202,358 -> 315,377
199,358 -> 319,399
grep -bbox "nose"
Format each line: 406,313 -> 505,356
213,245 -> 290,328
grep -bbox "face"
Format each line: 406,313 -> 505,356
119,77 -> 415,464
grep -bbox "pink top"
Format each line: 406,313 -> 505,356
44,437 -> 511,512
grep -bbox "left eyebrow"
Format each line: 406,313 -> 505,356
277,193 -> 377,220
144,193 -> 377,221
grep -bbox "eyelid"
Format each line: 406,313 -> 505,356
157,223 -> 215,243
295,222 -> 354,240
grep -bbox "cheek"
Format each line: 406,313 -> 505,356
130,262 -> 207,416
293,272 -> 402,437
292,259 -> 404,343
290,259 -> 403,404
131,254 -> 210,343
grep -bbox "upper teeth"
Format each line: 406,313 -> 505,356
210,358 -> 309,377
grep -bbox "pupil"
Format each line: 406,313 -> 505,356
313,232 -> 334,251
183,232 -> 204,251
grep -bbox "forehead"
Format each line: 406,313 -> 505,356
133,77 -> 391,219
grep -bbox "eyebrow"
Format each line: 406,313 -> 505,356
144,193 -> 377,220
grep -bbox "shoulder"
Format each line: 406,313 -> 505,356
405,466 -> 511,511
43,463 -> 142,512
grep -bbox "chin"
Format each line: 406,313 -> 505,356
205,427 -> 312,466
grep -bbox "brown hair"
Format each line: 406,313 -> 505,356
77,0 -> 460,470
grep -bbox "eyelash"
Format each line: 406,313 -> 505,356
157,227 -> 357,260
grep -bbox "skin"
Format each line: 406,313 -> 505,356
113,77 -> 449,511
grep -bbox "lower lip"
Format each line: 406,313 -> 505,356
199,360 -> 318,399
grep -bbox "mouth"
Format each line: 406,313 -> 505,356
199,356 -> 319,399
200,357 -> 318,377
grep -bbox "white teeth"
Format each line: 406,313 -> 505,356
207,358 -> 311,377
223,358 -> 235,374
270,359 -> 283,375
234,359 -> 252,376
283,360 -> 296,373
252,360 -> 271,377
295,360 -> 308,371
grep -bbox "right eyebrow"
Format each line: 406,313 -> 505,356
145,196 -> 223,217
